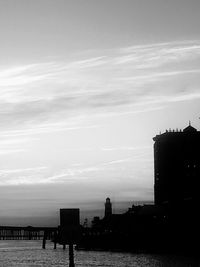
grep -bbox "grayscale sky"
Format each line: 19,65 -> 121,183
0,0 -> 200,225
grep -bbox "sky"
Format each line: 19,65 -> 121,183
0,0 -> 200,226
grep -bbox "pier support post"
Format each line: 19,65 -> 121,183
63,244 -> 66,250
42,237 -> 46,249
42,231 -> 46,249
69,243 -> 75,267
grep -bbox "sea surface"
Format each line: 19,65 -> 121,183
0,240 -> 199,267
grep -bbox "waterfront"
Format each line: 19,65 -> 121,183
0,241 -> 199,267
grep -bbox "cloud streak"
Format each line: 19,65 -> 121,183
0,40 -> 200,131
0,145 -> 151,186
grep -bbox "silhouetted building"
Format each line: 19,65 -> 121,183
153,123 -> 200,206
60,209 -> 80,227
91,216 -> 100,228
77,124 -> 200,254
59,209 -> 80,244
104,197 -> 112,218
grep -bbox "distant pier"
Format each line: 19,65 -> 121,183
0,225 -> 57,241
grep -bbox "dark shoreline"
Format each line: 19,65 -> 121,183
75,245 -> 200,260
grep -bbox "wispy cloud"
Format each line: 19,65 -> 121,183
0,137 -> 38,155
0,40 -> 200,131
0,122 -> 99,137
0,166 -> 47,185
0,149 -> 26,155
115,42 -> 200,68
101,145 -> 151,151
0,144 -> 151,185
0,137 -> 38,146
0,166 -> 47,175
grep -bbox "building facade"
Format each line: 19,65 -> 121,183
153,123 -> 200,206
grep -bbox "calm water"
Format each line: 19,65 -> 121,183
0,241 -> 199,267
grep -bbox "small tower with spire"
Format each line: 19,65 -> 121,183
104,197 -> 112,218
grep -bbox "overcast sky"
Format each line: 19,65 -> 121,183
0,0 -> 200,226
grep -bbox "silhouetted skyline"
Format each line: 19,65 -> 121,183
0,0 -> 200,226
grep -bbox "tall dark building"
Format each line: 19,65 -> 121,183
153,123 -> 200,206
104,197 -> 112,218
